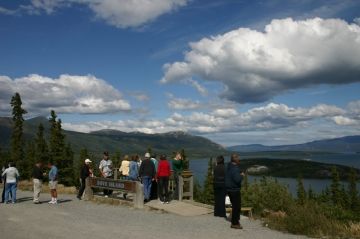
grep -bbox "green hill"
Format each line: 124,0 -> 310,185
0,116 -> 226,158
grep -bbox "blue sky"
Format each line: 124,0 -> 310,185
0,0 -> 360,146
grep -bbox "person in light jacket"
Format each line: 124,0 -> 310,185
2,162 -> 20,204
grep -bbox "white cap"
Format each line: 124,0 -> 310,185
85,159 -> 92,163
144,153 -> 151,158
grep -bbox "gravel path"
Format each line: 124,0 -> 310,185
0,190 -> 308,239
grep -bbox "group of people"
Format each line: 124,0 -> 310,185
78,151 -> 185,204
213,153 -> 244,229
1,161 -> 58,205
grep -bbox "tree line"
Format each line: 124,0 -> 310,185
1,93 -> 74,185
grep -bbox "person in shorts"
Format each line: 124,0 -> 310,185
47,162 -> 58,204
99,151 -> 113,197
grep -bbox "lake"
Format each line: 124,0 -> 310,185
189,153 -> 360,195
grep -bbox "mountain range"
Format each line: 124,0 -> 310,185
0,116 -> 226,157
227,135 -> 360,153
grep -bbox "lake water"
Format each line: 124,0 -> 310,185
189,153 -> 360,195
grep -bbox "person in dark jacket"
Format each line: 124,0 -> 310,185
77,159 -> 93,200
139,153 -> 155,202
213,155 -> 226,218
225,153 -> 244,229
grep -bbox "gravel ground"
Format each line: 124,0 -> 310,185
0,190 -> 308,239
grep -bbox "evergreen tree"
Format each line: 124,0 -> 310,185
243,172 -> 249,191
181,149 -> 189,170
348,168 -> 359,211
112,150 -> 121,168
48,110 -> 74,186
308,186 -> 315,201
35,123 -> 49,165
24,141 -> 36,179
201,158 -> 214,204
330,166 -> 342,207
296,174 -> 306,205
60,143 -> 74,186
10,92 -> 27,175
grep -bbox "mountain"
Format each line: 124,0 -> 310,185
0,116 -> 226,157
228,135 -> 360,153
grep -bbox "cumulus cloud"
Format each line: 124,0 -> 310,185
62,102 -> 350,134
0,0 -> 189,28
86,0 -> 188,28
162,17 -> 360,103
167,96 -> 202,110
0,74 -> 131,115
332,116 -> 359,126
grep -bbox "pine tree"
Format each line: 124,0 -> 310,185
297,174 -> 306,205
181,149 -> 189,170
330,166 -> 342,207
202,158 -> 214,204
10,92 -> 27,175
243,172 -> 249,191
308,186 -> 315,201
48,110 -> 74,186
35,123 -> 49,165
24,141 -> 36,179
348,168 -> 359,211
112,150 -> 121,168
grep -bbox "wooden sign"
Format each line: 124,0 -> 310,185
90,177 -> 136,193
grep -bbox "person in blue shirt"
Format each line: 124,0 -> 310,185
47,162 -> 58,204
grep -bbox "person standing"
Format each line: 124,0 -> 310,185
225,153 -> 244,229
213,155 -> 226,218
77,159 -> 92,200
157,155 -> 171,204
32,162 -> 44,204
2,162 -> 20,204
99,151 -> 113,197
150,153 -> 158,200
47,162 -> 58,204
128,155 -> 139,181
171,152 -> 184,200
1,165 -> 7,203
119,155 -> 130,180
119,155 -> 130,199
139,152 -> 155,202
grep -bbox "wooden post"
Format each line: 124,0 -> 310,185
178,176 -> 184,201
189,175 -> 194,201
133,181 -> 144,209
84,177 -> 94,201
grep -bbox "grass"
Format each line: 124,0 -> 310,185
17,180 -> 77,194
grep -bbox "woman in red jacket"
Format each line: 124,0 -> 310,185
157,154 -> 171,204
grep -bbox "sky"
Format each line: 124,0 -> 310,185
0,0 -> 360,147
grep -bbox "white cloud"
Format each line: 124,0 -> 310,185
167,96 -> 201,110
1,0 -> 189,28
332,116 -> 359,126
62,102 -> 350,134
130,92 -> 150,102
162,17 -> 360,103
0,74 -> 131,115
87,0 -> 188,28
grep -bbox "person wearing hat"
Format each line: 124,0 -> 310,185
139,152 -> 155,202
77,158 -> 93,200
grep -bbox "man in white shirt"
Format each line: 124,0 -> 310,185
1,162 -> 20,204
99,151 -> 113,197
